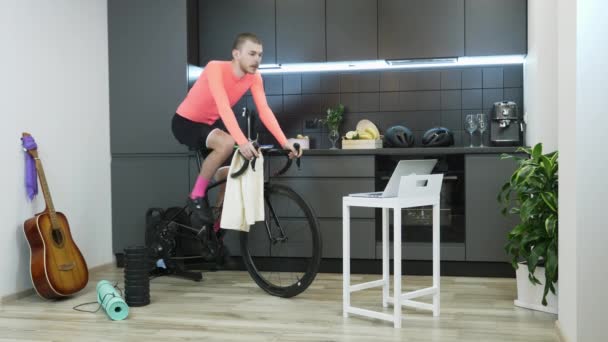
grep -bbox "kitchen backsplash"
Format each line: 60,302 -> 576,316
231,65 -> 523,148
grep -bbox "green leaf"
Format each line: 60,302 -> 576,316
516,146 -> 532,155
509,223 -> 527,237
509,207 -> 521,215
541,192 -> 558,213
528,272 -> 542,285
539,155 -> 554,179
545,215 -> 557,236
526,242 -> 547,274
520,198 -> 538,220
545,242 -> 558,280
538,241 -> 558,305
532,143 -> 543,160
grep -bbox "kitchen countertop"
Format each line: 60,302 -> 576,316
298,146 -> 526,156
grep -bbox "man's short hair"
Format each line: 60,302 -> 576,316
232,32 -> 262,50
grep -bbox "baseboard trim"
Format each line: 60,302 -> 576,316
1,262 -> 114,304
0,288 -> 35,304
89,262 -> 114,274
555,320 -> 567,342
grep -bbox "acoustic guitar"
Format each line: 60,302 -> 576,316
21,133 -> 88,299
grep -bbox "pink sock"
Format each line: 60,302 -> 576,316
190,176 -> 210,199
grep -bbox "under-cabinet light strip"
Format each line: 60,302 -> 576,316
188,55 -> 525,80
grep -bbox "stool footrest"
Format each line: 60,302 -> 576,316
402,286 -> 438,300
402,299 -> 434,311
349,279 -> 385,292
386,297 -> 436,311
345,306 -> 395,323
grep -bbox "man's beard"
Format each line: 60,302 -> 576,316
240,61 -> 258,74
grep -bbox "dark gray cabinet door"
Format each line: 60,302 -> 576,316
268,155 -> 375,177
198,0 -> 276,65
276,0 -> 326,63
322,219 -> 376,259
465,0 -> 527,56
108,0 -> 187,154
378,0 -> 465,60
377,242 -> 466,261
111,156 -> 190,254
465,154 -> 520,262
326,0 -> 378,61
271,178 -> 376,218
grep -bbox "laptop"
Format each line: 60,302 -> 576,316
349,159 -> 437,198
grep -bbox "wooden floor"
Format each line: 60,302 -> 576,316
0,266 -> 558,341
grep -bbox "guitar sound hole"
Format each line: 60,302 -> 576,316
51,229 -> 64,245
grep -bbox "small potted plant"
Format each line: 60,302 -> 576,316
497,143 -> 558,314
318,104 -> 344,149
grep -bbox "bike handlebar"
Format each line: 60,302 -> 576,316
230,142 -> 301,178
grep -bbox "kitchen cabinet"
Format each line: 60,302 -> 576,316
276,0 -> 326,63
378,0 -> 465,60
322,219 -> 376,259
465,0 -> 527,56
271,178 -> 376,219
326,0 -> 378,61
270,155 -> 377,259
376,242 -> 466,261
111,156 -> 190,254
108,0 -> 187,154
465,154 -> 521,262
198,0 -> 276,65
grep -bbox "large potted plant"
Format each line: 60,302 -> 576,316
497,143 -> 558,314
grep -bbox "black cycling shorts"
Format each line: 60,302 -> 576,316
171,113 -> 229,162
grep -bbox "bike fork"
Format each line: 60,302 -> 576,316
263,194 -> 287,243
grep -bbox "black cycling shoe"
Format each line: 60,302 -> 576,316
187,197 -> 214,225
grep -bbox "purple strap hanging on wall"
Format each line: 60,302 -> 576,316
21,135 -> 38,200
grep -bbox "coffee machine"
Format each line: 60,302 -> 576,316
490,101 -> 523,146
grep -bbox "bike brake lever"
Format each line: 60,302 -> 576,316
232,141 -> 261,177
251,141 -> 260,171
294,143 -> 301,170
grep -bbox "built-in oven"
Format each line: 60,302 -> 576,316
374,155 -> 465,244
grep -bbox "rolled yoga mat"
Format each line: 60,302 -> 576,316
96,280 -> 129,321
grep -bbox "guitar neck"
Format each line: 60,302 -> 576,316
34,158 -> 59,228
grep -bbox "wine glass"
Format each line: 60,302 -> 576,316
477,113 -> 488,147
464,114 -> 478,147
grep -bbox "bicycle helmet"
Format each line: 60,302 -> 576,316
421,127 -> 454,147
384,125 -> 415,148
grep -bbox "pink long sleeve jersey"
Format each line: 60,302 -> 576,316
176,61 -> 288,147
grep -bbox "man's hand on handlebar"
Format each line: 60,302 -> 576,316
238,141 -> 260,160
283,142 -> 303,159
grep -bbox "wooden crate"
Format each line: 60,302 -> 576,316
341,139 -> 383,149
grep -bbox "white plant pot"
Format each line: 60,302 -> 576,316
514,262 -> 558,314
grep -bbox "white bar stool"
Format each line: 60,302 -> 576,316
342,174 -> 443,328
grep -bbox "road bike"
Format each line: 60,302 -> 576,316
145,143 -> 322,298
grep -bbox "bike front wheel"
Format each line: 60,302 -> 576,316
240,183 -> 322,298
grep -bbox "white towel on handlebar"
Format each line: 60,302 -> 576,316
220,150 -> 264,232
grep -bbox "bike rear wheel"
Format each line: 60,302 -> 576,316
240,183 -> 322,298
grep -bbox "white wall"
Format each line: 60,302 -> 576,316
557,0 -> 577,339
0,1 -> 111,298
575,1 -> 608,340
515,1 -> 608,340
524,0 -> 558,152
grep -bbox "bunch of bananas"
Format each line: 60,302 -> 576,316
343,119 -> 380,140
344,129 -> 376,140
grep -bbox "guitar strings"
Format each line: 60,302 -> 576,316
72,282 -> 123,313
